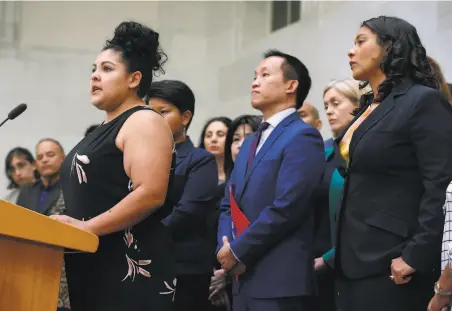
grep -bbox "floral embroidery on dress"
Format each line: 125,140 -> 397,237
160,278 -> 177,301
122,228 -> 152,282
122,254 -> 152,281
124,228 -> 134,248
70,153 -> 90,184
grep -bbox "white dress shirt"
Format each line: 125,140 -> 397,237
256,108 -> 296,154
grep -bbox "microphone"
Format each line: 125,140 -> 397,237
0,103 -> 27,128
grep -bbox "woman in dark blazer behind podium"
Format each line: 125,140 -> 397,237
335,16 -> 452,311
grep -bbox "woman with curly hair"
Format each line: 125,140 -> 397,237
335,16 -> 452,311
51,21 -> 175,311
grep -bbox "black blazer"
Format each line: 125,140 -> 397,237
17,180 -> 62,216
336,79 -> 452,279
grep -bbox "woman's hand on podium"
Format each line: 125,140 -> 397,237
50,215 -> 94,234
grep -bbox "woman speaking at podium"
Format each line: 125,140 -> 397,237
51,21 -> 175,311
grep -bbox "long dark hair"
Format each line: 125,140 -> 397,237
360,16 -> 437,108
224,115 -> 261,180
198,117 -> 232,149
5,147 -> 38,190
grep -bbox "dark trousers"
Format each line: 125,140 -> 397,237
305,270 -> 335,311
336,272 -> 435,311
173,274 -> 211,311
233,281 -> 310,311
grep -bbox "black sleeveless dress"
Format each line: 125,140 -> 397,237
60,106 -> 175,311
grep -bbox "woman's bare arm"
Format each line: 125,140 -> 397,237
84,110 -> 173,236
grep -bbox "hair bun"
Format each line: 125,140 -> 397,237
106,21 -> 165,73
103,21 -> 167,98
112,21 -> 158,50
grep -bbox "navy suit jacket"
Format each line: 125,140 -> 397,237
218,112 -> 325,298
17,180 -> 62,215
162,137 -> 219,275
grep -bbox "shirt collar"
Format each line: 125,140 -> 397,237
38,178 -> 60,191
175,136 -> 194,157
264,107 -> 296,129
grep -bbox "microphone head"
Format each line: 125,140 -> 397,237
8,103 -> 27,120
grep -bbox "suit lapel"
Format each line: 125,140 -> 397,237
29,184 -> 42,212
348,78 -> 414,160
40,187 -> 62,215
175,137 -> 194,167
348,97 -> 395,157
238,112 -> 298,201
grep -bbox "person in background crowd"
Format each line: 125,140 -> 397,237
84,124 -> 100,137
148,79 -> 219,311
307,79 -> 361,311
15,139 -> 69,311
428,56 -> 452,104
297,102 -> 322,130
50,21 -> 175,311
223,115 -> 260,181
17,138 -> 65,214
297,102 -> 333,148
199,117 -> 233,287
199,117 -> 232,185
217,49 -> 325,311
3,147 -> 38,203
335,16 -> 452,311
209,114 -> 260,311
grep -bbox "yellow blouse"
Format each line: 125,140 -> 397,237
339,103 -> 379,165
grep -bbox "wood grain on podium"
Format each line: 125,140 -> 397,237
0,235 -> 63,311
0,200 -> 98,252
0,200 -> 99,311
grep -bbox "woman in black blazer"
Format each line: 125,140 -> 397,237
335,16 -> 452,311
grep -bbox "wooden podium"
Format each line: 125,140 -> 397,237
0,200 -> 99,311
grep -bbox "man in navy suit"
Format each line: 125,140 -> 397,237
217,50 -> 325,311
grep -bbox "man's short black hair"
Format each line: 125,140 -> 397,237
263,49 -> 311,109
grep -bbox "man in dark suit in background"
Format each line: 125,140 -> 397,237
17,138 -> 65,215
16,138 -> 69,310
217,50 -> 325,311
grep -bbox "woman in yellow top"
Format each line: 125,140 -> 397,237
335,16 -> 452,311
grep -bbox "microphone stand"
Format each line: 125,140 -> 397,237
0,118 -> 9,128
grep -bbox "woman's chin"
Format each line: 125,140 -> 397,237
91,99 -> 103,109
351,69 -> 367,82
